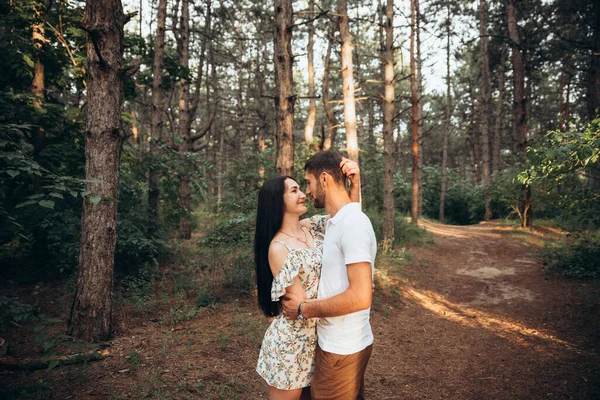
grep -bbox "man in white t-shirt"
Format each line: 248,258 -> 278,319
282,150 -> 377,400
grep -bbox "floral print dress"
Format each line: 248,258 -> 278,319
256,215 -> 327,390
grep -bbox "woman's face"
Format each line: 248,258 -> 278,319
283,178 -> 308,215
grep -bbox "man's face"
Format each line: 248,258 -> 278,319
304,171 -> 326,209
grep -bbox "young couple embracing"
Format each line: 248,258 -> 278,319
254,150 -> 377,400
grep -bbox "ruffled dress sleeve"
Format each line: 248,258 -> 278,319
271,250 -> 305,301
307,215 -> 328,235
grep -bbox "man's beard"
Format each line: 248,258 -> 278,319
313,186 -> 326,208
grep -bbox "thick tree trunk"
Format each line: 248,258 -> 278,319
382,0 -> 395,243
68,0 -> 131,342
507,0 -> 531,227
492,46 -> 507,174
439,5 -> 451,223
148,0 -> 167,233
303,0 -> 317,146
410,0 -> 419,224
338,0 -> 359,164
274,0 -> 294,176
322,25 -> 337,150
479,0 -> 492,220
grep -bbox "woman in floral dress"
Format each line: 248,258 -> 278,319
254,158 -> 360,400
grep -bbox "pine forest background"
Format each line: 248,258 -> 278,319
0,0 -> 599,397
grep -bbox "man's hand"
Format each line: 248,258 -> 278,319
340,157 -> 360,203
340,157 -> 360,186
281,291 -> 306,320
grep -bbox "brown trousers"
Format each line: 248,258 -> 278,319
310,344 -> 373,400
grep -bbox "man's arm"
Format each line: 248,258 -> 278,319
282,261 -> 372,319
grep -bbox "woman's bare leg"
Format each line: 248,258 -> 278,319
267,386 -> 304,400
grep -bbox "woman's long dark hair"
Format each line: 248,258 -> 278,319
254,176 -> 291,317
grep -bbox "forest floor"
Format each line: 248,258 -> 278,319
1,220 -> 600,399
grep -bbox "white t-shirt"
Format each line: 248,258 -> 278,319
317,202 -> 377,355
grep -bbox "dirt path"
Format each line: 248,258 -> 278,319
367,220 -> 600,399
1,221 -> 599,399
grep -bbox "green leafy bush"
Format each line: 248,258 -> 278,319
203,215 -> 255,247
541,231 -> 600,279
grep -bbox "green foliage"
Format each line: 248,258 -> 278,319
520,119 -> 600,187
518,119 -> 600,228
541,231 -> 600,279
221,147 -> 276,214
162,298 -> 199,325
0,295 -> 35,331
366,210 -> 430,246
195,287 -> 217,308
203,215 -> 255,247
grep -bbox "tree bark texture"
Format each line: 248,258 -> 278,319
382,0 -> 395,243
31,0 -> 53,157
322,24 -> 337,150
68,0 -> 129,342
507,0 -> 528,153
274,0 -> 294,177
479,0 -> 492,220
303,0 -> 317,146
416,0 -> 423,217
507,0 -> 531,227
338,0 -> 359,164
148,0 -> 168,232
439,4 -> 451,222
410,0 -> 419,224
492,46 -> 507,174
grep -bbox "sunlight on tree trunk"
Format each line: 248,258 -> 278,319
274,0 -> 294,176
303,0 -> 317,147
322,23 -> 337,151
338,0 -> 358,164
382,0 -> 395,244
410,0 -> 419,225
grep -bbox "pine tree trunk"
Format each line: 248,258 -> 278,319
256,31 -> 269,152
410,0 -> 419,225
274,0 -> 294,176
492,46 -> 506,174
479,0 -> 492,221
148,0 -> 167,234
416,0 -> 423,217
68,0 -> 130,342
439,4 -> 451,223
382,0 -> 395,243
338,0 -> 359,164
507,0 -> 531,227
322,24 -> 337,150
31,0 -> 53,158
177,0 -> 192,239
303,0 -> 317,146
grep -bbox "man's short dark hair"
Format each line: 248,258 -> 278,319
304,150 -> 344,184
